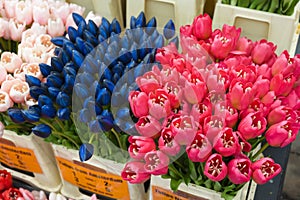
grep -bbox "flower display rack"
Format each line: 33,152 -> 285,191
52,144 -> 147,200
0,130 -> 62,192
212,0 -> 300,55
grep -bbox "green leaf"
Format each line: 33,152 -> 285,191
169,169 -> 180,179
204,179 -> 212,189
161,174 -> 171,179
221,193 -> 235,200
120,134 -> 129,150
223,184 -> 236,193
213,181 -> 222,192
183,174 -> 191,185
170,178 -> 183,191
188,160 -> 197,181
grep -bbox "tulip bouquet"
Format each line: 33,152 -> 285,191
119,13 -> 300,199
0,0 -> 86,53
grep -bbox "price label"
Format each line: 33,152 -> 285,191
0,143 -> 42,173
56,157 -> 130,200
152,186 -> 208,200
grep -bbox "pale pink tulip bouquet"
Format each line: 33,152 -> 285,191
121,14 -> 300,198
0,0 -> 86,53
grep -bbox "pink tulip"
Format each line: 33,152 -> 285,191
171,115 -> 198,145
163,81 -> 182,109
186,132 -> 212,162
213,128 -> 239,157
121,161 -> 150,184
135,115 -> 161,138
85,11 -> 102,27
23,63 -> 43,80
0,121 -> 4,137
65,13 -> 77,31
50,2 -> 70,24
13,67 -> 25,81
238,112 -> 267,140
192,14 -> 212,40
265,121 -> 299,147
252,158 -> 281,185
180,24 -> 193,37
236,131 -> 252,153
267,106 -> 297,126
0,52 -> 22,73
251,39 -> 276,65
222,24 -> 241,47
271,51 -> 295,77
204,154 -> 227,182
0,18 -> 9,39
270,73 -> 296,96
281,90 -> 300,108
160,67 -> 179,84
228,80 -> 255,110
184,72 -> 207,104
15,1 -> 33,25
20,29 -> 37,47
148,89 -> 171,120
8,19 -> 26,41
190,98 -> 212,125
47,18 -> 65,37
128,136 -> 156,160
155,43 -> 179,65
24,95 -> 38,108
9,81 -> 29,103
128,91 -> 149,118
4,0 -> 17,18
30,22 -> 47,35
261,91 -> 276,106
35,34 -> 54,53
32,2 -> 50,26
144,150 -> 169,175
210,33 -> 235,60
26,46 -> 50,64
228,157 -> 252,184
235,37 -> 253,56
0,66 -> 7,85
230,64 -> 257,84
203,115 -> 225,142
69,3 -> 85,15
0,90 -> 13,112
136,68 -> 161,94
252,77 -> 270,99
214,101 -> 238,128
158,127 -> 181,156
19,188 -> 34,200
239,98 -> 269,119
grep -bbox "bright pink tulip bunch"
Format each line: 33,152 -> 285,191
121,13 -> 300,196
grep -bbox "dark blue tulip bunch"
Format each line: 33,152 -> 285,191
73,12 -> 178,161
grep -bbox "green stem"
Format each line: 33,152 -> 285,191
252,142 -> 269,160
169,164 -> 183,178
54,117 -> 66,132
8,40 -> 11,52
53,131 -> 79,149
111,128 -> 123,149
174,160 -> 185,169
38,118 -> 59,132
88,133 -> 96,143
4,124 -> 26,130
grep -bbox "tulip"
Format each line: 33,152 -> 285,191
163,19 -> 175,40
7,108 -> 25,123
0,18 -> 9,40
136,69 -> 161,94
190,98 -> 212,125
128,136 -> 156,160
32,1 -> 50,26
180,24 -> 193,38
271,51 -> 295,77
57,107 -> 71,120
228,157 -> 252,184
265,121 -> 299,147
0,170 -> 13,191
186,132 -> 212,162
4,0 -> 18,18
15,1 -> 33,25
19,188 -> 35,200
184,73 -> 207,104
8,19 -> 26,41
228,80 -> 255,110
235,131 -> 252,153
203,115 -> 225,143
204,154 -> 227,182
47,18 -> 65,37
135,115 -> 161,138
22,106 -> 40,122
79,143 -> 94,161
35,34 -> 55,53
9,81 -> 29,104
1,52 -> 22,73
267,106 -> 297,125
158,127 -> 181,156
192,14 -> 212,40
128,91 -> 149,118
163,81 -> 182,109
251,39 -> 276,65
0,66 -> 7,85
148,89 -> 171,120
144,150 -> 169,175
121,161 -> 150,184
235,37 -> 253,56
171,115 -> 198,145
252,158 -> 281,185
32,124 -> 51,138
270,73 -> 296,96
2,188 -> 23,200
85,11 -> 102,27
51,2 -> 70,24
210,33 -> 234,60
213,128 -> 239,157
0,91 -> 13,112
214,102 -> 238,128
56,92 -> 70,107
238,112 -> 267,140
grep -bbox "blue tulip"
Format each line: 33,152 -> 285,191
63,66 -> 77,77
78,72 -> 94,86
8,108 -> 26,123
22,107 -> 40,122
78,108 -> 92,123
89,81 -> 100,96
79,143 -> 94,161
74,83 -> 89,99
57,107 -> 71,120
30,86 -> 47,100
85,99 -> 102,116
116,107 -> 130,120
99,26 -> 109,39
65,61 -> 79,72
113,62 -> 125,76
89,119 -> 101,133
145,17 -> 157,35
87,19 -> 98,36
84,55 -> 98,74
46,74 -> 63,88
25,75 -> 41,87
135,12 -> 146,28
163,19 -> 176,39
77,21 -> 86,37
103,52 -> 117,67
169,36 -> 179,48
56,92 -> 71,107
75,37 -> 85,52
103,79 -> 115,93
64,74 -> 75,88
101,66 -> 112,81
112,73 -> 120,84
38,95 -> 54,107
72,50 -> 84,68
98,34 -> 106,43
101,17 -> 110,33
51,57 -> 64,72
133,28 -> 144,43
96,88 -> 111,106
118,48 -> 131,64
125,29 -> 134,42
110,18 -> 121,34
82,42 -> 94,56
130,16 -> 136,29
32,124 -> 51,138
154,34 -> 164,48
48,87 -> 60,98
68,26 -> 78,42
64,42 -> 76,58
130,43 -> 139,61
101,109 -> 113,121
134,63 -> 145,79
39,63 -> 52,77
54,47 -> 62,56
110,33 -> 121,44
83,30 -> 98,46
51,36 -> 69,47
59,50 -> 70,65
41,105 -> 56,118
72,12 -> 86,27
126,60 -> 136,71
97,116 -> 114,131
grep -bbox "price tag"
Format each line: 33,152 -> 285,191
152,186 -> 208,200
0,143 -> 42,173
56,157 -> 130,200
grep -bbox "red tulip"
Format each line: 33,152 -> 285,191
180,24 -> 193,38
148,89 -> 171,120
128,91 -> 149,118
0,170 -> 12,192
252,158 -> 281,185
135,115 -> 161,138
271,50 -> 295,77
184,72 -> 207,104
2,188 -> 23,200
190,98 -> 212,125
163,81 -> 183,109
144,151 -> 169,175
228,157 -> 252,184
235,131 -> 252,153
186,132 -> 212,162
210,34 -> 234,60
214,101 -> 238,128
128,136 -> 156,160
270,73 -> 296,96
228,80 -> 255,110
213,128 -> 239,157
235,37 -> 253,56
267,106 -> 297,126
192,14 -> 212,40
158,127 -> 181,156
136,67 -> 161,94
121,161 -> 150,184
251,39 -> 276,65
238,112 -> 267,140
204,154 -> 227,182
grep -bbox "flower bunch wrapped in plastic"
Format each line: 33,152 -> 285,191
120,13 -> 300,199
0,0 -> 86,53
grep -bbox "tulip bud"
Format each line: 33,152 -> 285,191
7,108 -> 25,123
79,143 -> 94,161
192,14 -> 212,40
32,124 -> 51,138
